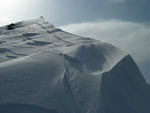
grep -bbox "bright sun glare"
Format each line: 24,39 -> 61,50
0,0 -> 23,25
0,0 -> 43,26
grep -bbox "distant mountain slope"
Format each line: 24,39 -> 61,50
0,17 -> 149,113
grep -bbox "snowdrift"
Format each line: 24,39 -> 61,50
0,17 -> 149,113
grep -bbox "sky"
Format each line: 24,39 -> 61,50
0,0 -> 150,82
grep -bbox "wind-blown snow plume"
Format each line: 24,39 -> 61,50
60,20 -> 150,82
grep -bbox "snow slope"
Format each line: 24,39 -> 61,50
0,17 -> 149,113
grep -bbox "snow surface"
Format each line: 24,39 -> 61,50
0,17 -> 150,113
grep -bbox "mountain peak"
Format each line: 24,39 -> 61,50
0,18 -> 149,113
0,16 -> 54,31
33,16 -> 46,23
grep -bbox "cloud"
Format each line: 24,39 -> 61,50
111,0 -> 126,3
60,19 -> 150,64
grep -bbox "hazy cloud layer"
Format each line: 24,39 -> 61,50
111,0 -> 126,3
60,20 -> 150,64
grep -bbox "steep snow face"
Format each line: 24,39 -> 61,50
0,17 -> 149,113
101,55 -> 150,113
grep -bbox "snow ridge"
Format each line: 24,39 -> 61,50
0,17 -> 149,113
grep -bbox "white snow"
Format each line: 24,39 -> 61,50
0,17 -> 149,113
